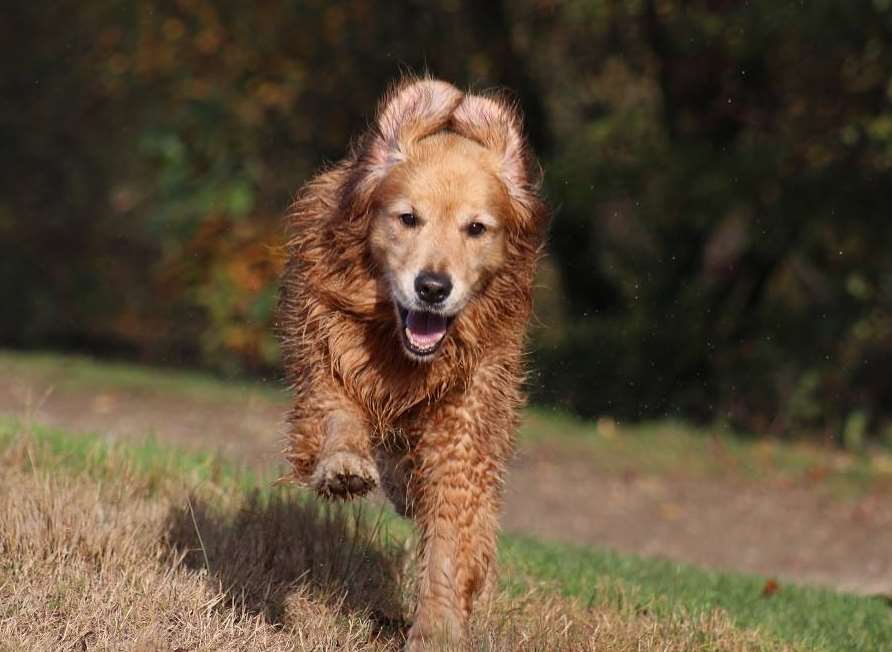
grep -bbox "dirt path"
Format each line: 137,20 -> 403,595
505,447 -> 892,596
3,373 -> 891,597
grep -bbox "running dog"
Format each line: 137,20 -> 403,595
279,77 -> 549,648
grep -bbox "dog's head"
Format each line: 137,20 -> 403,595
346,79 -> 544,362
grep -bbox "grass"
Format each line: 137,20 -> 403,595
1,417 -> 891,650
0,348 -> 287,404
521,408 -> 892,496
0,418 -> 781,651
3,349 -> 892,648
5,348 -> 891,496
502,538 -> 892,652
0,414 -> 266,491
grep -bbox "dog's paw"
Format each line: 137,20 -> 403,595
311,451 -> 379,499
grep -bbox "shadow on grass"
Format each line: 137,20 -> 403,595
162,489 -> 410,643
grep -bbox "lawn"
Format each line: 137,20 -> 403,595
4,348 -> 891,494
0,349 -> 288,404
3,349 -> 892,649
1,415 -> 890,650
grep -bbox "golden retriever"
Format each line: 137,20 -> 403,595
278,77 -> 549,648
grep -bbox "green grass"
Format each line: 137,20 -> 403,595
503,537 -> 892,652
521,407 -> 892,496
5,348 -> 892,496
7,348 -> 892,491
0,349 -> 287,404
0,415 -> 268,492
4,416 -> 891,652
4,349 -> 892,648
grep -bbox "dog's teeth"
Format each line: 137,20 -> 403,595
406,328 -> 438,353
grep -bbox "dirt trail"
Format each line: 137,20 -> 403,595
2,374 -> 891,597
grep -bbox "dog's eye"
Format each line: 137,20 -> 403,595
399,212 -> 417,228
466,222 -> 487,237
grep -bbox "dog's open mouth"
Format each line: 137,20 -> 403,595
397,305 -> 455,358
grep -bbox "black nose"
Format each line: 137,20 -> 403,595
415,271 -> 452,304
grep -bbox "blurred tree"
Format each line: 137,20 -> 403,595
528,0 -> 892,441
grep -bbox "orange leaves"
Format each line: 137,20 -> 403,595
761,579 -> 780,598
183,216 -> 286,370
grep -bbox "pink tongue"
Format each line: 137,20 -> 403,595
406,310 -> 448,348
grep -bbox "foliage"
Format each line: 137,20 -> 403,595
527,0 -> 892,442
3,1 -> 892,437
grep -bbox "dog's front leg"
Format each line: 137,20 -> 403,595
310,409 -> 380,498
404,412 -> 505,649
288,389 -> 378,499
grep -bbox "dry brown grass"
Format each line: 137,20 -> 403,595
0,431 -> 784,651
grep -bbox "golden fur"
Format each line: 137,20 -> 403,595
278,77 -> 549,648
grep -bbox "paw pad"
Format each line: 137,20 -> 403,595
311,451 -> 379,500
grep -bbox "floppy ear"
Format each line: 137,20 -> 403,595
346,78 -> 464,211
449,93 -> 538,207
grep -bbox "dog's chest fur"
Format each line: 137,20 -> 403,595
322,305 -> 471,432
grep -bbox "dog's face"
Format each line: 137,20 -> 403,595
369,134 -> 511,361
350,79 -> 537,362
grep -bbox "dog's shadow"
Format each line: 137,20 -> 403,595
161,488 -> 410,641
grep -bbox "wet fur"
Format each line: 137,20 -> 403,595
278,77 -> 549,648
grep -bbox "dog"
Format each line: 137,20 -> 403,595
278,77 -> 549,648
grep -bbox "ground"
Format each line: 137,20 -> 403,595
3,351 -> 891,597
2,351 -> 892,650
3,419 -> 812,651
505,435 -> 892,596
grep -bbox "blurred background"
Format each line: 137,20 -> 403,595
3,0 -> 892,446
